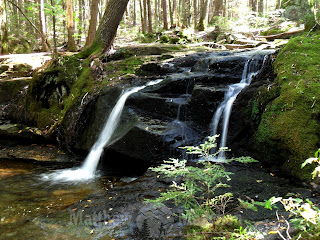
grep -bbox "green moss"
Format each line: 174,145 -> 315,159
261,28 -> 286,36
77,41 -> 105,59
159,35 -> 170,43
255,34 -> 320,181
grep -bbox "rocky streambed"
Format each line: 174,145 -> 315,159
0,149 -> 319,240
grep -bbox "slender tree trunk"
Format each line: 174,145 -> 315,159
213,0 -> 223,16
0,0 -> 8,54
140,0 -> 146,32
93,0 -> 129,52
51,0 -> 58,58
198,0 -> 209,31
147,0 -> 152,34
181,0 -> 187,26
154,0 -> 158,28
193,0 -> 197,30
250,0 -> 257,12
173,0 -> 177,26
142,0 -> 147,33
258,0 -> 264,14
67,0 -> 77,51
38,0 -> 48,51
168,0 -> 173,27
133,0 -> 136,26
85,0 -> 100,48
162,0 -> 168,30
77,0 -> 83,45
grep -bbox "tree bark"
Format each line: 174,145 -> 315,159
133,0 -> 136,26
67,0 -> 77,51
193,0 -> 197,30
0,0 -> 8,54
168,0 -> 173,27
142,0 -> 147,33
250,0 -> 257,12
93,0 -> 129,52
85,0 -> 100,48
140,0 -> 146,33
161,0 -> 168,30
51,0 -> 58,58
258,0 -> 264,14
197,0 -> 209,31
38,0 -> 48,52
147,0 -> 152,34
213,0 -> 223,16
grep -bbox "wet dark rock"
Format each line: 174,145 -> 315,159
35,164 -> 319,239
0,122 -> 46,146
68,50 -> 276,170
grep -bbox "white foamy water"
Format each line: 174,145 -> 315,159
42,79 -> 163,183
210,53 -> 270,161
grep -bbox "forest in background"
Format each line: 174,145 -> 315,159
0,0 -> 319,55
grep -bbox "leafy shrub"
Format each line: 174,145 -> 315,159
263,149 -> 320,239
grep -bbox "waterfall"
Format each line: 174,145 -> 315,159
211,54 -> 269,160
42,79 -> 163,182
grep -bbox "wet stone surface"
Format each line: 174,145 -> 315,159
32,163 -> 320,240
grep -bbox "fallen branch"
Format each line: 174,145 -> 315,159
257,28 -> 304,41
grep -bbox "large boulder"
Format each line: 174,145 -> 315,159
73,50 -> 275,168
253,35 -> 320,180
281,0 -> 315,30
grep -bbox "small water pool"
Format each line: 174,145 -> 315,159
0,158 -> 113,240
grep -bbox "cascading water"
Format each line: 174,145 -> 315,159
210,53 -> 270,160
42,79 -> 163,182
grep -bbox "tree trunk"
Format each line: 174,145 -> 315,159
172,0 -> 177,26
38,0 -> 48,52
258,0 -> 264,14
162,0 -> 168,30
250,0 -> 257,12
168,0 -> 172,27
142,0 -> 147,33
197,0 -> 209,31
213,0 -> 223,16
140,0 -> 145,32
147,0 -> 152,34
0,0 -> 8,54
77,0 -> 84,45
85,0 -> 100,48
67,0 -> 77,51
51,0 -> 58,58
193,0 -> 197,30
133,0 -> 136,26
92,0 -> 129,53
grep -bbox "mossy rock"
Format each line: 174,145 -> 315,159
255,34 -> 320,181
159,35 -> 170,43
281,0 -> 316,30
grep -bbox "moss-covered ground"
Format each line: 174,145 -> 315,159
255,34 -> 320,180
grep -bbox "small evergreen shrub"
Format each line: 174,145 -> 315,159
145,136 -> 258,238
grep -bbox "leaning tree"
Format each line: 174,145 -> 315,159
82,0 -> 130,57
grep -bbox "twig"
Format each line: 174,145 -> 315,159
307,23 -> 319,37
284,219 -> 292,239
311,100 -> 316,108
81,92 -> 89,105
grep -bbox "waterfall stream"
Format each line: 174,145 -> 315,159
210,54 -> 269,160
42,79 -> 163,182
